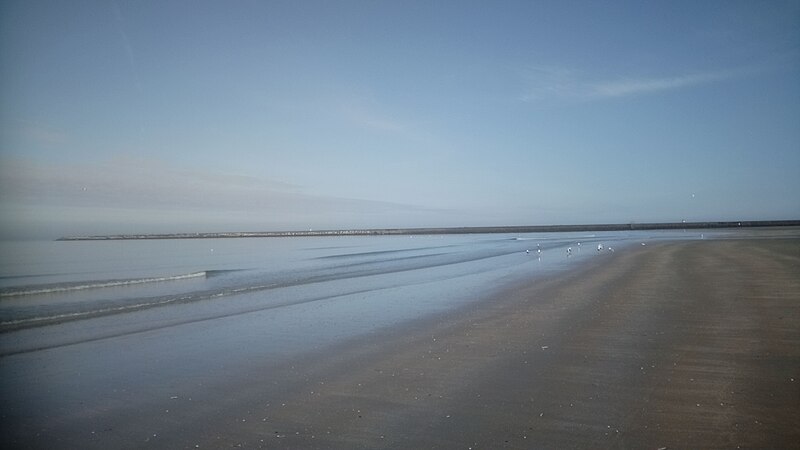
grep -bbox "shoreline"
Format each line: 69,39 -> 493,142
2,237 -> 797,448
55,220 -> 800,240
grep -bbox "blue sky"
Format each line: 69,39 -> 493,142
1,0 -> 799,238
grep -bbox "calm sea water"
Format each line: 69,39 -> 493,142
0,229 -> 715,352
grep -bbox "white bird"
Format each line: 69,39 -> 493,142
526,249 -> 530,254
567,247 -> 572,256
597,243 -> 603,252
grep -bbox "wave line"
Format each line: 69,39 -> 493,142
0,272 -> 207,297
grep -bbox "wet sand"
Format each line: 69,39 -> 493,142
3,238 -> 799,448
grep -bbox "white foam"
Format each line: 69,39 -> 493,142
0,272 -> 207,297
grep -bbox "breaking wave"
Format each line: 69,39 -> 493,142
0,272 -> 207,297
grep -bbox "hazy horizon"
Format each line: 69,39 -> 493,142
2,1 -> 799,239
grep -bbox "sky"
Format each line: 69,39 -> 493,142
1,0 -> 799,238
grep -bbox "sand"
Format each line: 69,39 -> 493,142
3,238 -> 799,449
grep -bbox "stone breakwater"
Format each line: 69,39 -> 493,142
56,220 -> 800,240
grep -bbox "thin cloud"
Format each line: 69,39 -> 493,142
519,65 -> 580,102
336,100 -> 448,152
339,103 -> 407,133
112,0 -> 143,93
521,65 -> 754,102
0,157 -> 434,225
589,70 -> 738,98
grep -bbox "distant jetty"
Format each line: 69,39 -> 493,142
56,220 -> 800,241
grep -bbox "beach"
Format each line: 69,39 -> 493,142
2,236 -> 799,448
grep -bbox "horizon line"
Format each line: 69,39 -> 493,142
57,220 -> 800,241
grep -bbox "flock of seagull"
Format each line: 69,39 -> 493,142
526,241 -> 617,258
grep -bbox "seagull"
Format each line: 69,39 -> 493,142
567,247 -> 572,256
597,243 -> 603,252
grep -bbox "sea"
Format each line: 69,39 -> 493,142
0,229 -> 717,357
